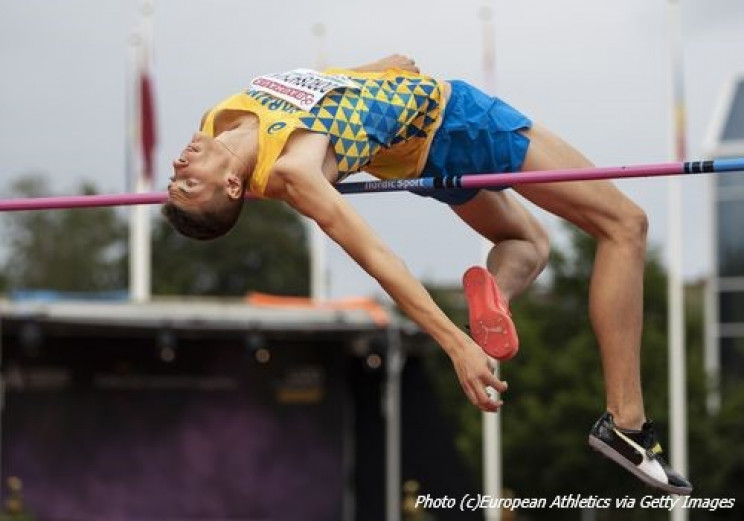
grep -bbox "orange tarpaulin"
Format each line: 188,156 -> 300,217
245,292 -> 390,327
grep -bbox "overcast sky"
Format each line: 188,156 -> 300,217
1,0 -> 743,299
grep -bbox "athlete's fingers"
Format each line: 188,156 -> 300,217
480,358 -> 508,393
484,370 -> 508,394
469,379 -> 501,412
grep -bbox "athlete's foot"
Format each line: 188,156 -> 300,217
463,266 -> 519,361
588,412 -> 693,495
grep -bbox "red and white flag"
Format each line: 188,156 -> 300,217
138,55 -> 157,183
131,0 -> 157,188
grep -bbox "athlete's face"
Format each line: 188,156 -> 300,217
168,132 -> 228,207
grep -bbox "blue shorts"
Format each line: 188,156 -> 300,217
415,80 -> 532,205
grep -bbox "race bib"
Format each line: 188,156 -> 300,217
249,69 -> 360,111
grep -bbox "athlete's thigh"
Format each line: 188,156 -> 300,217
450,189 -> 547,245
515,125 -> 642,237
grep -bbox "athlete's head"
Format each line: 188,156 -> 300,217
162,132 -> 245,240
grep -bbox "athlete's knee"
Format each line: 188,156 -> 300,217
605,201 -> 648,249
533,225 -> 551,272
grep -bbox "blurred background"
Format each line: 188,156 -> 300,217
1,0 -> 743,520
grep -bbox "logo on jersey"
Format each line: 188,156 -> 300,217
267,122 -> 287,134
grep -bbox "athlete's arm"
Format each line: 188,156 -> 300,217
268,137 -> 505,412
348,54 -> 420,74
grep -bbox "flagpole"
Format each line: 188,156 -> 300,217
667,1 -> 688,519
308,22 -> 329,302
129,0 -> 156,303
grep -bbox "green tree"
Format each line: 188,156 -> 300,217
1,175 -> 128,293
151,198 -> 309,297
1,176 -> 309,298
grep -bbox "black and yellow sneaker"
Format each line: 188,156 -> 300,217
588,412 -> 693,495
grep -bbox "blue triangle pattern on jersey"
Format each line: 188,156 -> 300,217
365,83 -> 381,97
384,103 -> 402,118
268,73 -> 444,177
298,115 -> 319,130
340,138 -> 357,155
413,94 -> 428,109
335,119 -> 348,135
396,92 -> 412,106
366,111 -> 384,130
341,107 -> 356,121
317,117 -> 336,131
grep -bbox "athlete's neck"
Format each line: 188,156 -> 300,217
215,117 -> 258,182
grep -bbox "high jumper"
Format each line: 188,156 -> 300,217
159,54 -> 696,494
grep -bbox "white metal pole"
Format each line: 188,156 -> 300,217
483,366 -> 502,521
129,0 -> 154,303
701,77 -> 733,415
480,5 -> 502,520
309,22 -> 329,302
668,178 -> 687,517
127,28 -> 140,302
308,221 -> 327,301
704,171 -> 720,414
0,317 -> 4,491
385,326 -> 404,521
667,1 -> 689,518
130,177 -> 152,302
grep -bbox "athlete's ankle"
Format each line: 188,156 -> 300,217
607,408 -> 646,431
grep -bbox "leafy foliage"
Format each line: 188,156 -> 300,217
1,175 -> 128,292
151,199 -> 309,297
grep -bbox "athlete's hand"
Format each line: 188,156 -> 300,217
358,54 -> 420,74
450,337 -> 507,412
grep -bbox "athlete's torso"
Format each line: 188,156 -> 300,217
201,68 -> 448,195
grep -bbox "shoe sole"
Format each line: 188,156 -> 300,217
588,435 -> 693,495
463,266 -> 518,361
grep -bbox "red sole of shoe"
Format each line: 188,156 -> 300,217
463,266 -> 519,361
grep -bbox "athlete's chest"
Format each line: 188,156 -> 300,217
261,130 -> 339,198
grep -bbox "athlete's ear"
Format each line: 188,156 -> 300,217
225,173 -> 244,200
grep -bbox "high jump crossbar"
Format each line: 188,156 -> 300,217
1,157 -> 743,212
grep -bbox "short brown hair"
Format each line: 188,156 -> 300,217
161,197 -> 244,240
